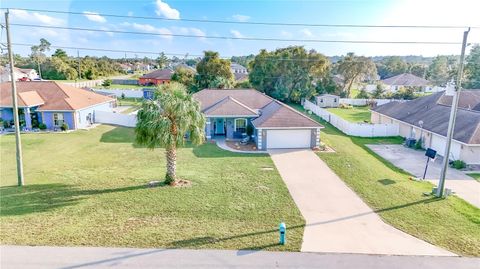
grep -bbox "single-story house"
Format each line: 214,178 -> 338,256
371,90 -> 480,164
0,66 -> 39,82
139,69 -> 173,86
231,63 -> 248,82
381,73 -> 432,92
315,94 -> 340,108
0,81 -> 115,130
193,89 -> 323,150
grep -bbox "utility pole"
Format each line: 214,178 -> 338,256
77,50 -> 81,79
436,28 -> 470,197
5,10 -> 25,186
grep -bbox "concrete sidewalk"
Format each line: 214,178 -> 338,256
367,144 -> 479,208
1,246 -> 478,269
269,149 -> 453,256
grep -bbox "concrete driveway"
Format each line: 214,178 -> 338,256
367,144 -> 479,208
269,149 -> 453,256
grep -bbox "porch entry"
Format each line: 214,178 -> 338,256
214,118 -> 226,135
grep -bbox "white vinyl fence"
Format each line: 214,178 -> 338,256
94,110 -> 137,127
304,100 -> 399,137
339,98 -> 408,106
93,89 -> 144,98
62,80 -> 103,88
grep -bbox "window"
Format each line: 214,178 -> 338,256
53,113 -> 64,126
334,98 -> 337,102
235,118 -> 247,133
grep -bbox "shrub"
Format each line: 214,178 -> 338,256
60,122 -> 69,131
246,124 -> 254,136
451,160 -> 466,170
414,138 -> 423,150
102,79 -> 112,87
121,92 -> 125,99
339,103 -> 352,109
38,123 -> 47,130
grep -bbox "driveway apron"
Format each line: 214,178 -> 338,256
269,149 -> 454,256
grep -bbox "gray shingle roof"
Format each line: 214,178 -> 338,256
193,89 -> 323,129
372,90 -> 480,144
381,73 -> 430,87
140,69 -> 173,79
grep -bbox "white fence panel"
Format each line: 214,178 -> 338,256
93,89 -> 144,98
304,100 -> 399,137
95,110 -> 137,127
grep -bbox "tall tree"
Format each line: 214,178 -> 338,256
377,56 -> 408,78
30,38 -> 51,78
156,52 -> 169,69
427,55 -> 457,85
171,66 -> 196,91
408,63 -> 427,78
135,82 -> 205,185
464,44 -> 480,89
249,46 -> 329,103
336,52 -> 377,98
52,49 -> 68,59
195,51 -> 234,90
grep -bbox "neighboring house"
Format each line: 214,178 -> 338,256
139,69 -> 173,86
0,81 -> 115,130
0,66 -> 39,82
193,89 -> 323,150
315,94 -> 340,108
119,63 -> 133,73
381,73 -> 432,92
371,90 -> 480,164
231,63 -> 248,81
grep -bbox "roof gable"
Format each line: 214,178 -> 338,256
252,101 -> 323,128
381,73 -> 430,86
203,96 -> 258,116
141,69 -> 173,79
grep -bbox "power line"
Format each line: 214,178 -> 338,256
2,7 -> 479,29
9,23 -> 465,45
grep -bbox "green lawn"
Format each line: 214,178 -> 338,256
99,84 -> 154,90
291,104 -> 480,256
468,173 -> 480,182
326,106 -> 371,123
117,97 -> 142,107
0,126 -> 304,251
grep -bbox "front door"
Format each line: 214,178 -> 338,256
215,118 -> 225,135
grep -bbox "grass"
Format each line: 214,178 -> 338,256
98,84 -> 155,90
467,173 -> 480,182
291,103 -> 480,256
326,106 -> 371,123
117,97 -> 142,107
0,125 -> 304,251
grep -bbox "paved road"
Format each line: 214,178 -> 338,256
1,246 -> 478,269
367,144 -> 480,208
269,149 -> 453,256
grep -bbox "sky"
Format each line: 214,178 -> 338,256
1,0 -> 479,59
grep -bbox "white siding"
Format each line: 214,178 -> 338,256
75,102 -> 113,129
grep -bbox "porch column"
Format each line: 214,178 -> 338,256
205,119 -> 211,139
257,128 -> 263,150
315,128 -> 321,148
24,107 -> 32,130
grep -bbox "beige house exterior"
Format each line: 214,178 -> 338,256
371,111 -> 480,164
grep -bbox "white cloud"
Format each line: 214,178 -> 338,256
83,11 -> 107,23
280,30 -> 293,38
232,14 -> 250,22
123,22 -> 173,40
10,9 -> 65,26
189,28 -> 206,37
300,28 -> 314,37
155,0 -> 180,19
100,26 -> 114,37
127,11 -> 134,17
230,30 -> 245,38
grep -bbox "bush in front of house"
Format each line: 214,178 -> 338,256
451,160 -> 466,170
102,79 -> 112,87
60,123 -> 69,131
414,138 -> 423,150
38,123 -> 47,130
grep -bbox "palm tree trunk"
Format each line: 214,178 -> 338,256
165,145 -> 177,185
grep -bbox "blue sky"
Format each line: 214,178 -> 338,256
1,0 -> 479,59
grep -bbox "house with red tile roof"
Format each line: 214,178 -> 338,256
139,69 -> 173,86
0,81 -> 115,130
193,89 -> 323,150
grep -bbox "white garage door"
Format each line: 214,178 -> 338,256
266,129 -> 311,149
430,134 -> 461,160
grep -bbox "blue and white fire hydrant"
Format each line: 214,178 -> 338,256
279,222 -> 286,245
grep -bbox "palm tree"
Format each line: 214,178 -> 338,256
135,82 -> 205,185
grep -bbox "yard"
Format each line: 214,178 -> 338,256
468,173 -> 480,182
326,106 -> 371,123
98,84 -> 155,90
291,104 -> 480,256
0,126 -> 304,251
